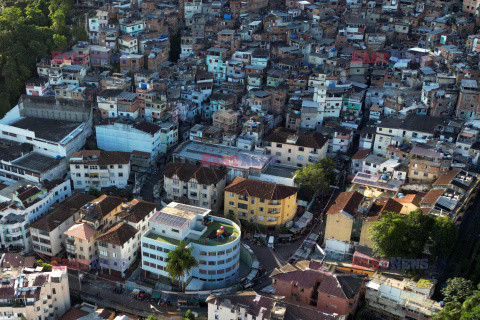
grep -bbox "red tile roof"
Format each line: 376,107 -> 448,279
96,222 -> 138,246
420,189 -> 445,205
432,170 -> 459,186
352,149 -> 371,160
327,191 -> 364,216
225,177 -> 298,200
116,199 -> 157,223
64,223 -> 96,240
164,162 -> 227,185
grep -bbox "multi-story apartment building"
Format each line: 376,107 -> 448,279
455,79 -> 480,120
97,221 -> 139,278
163,162 -> 227,212
62,196 -> 156,275
271,267 -> 364,317
408,144 -> 451,182
30,193 -> 95,258
64,195 -> 124,265
366,274 -> 442,320
141,202 -> 241,289
212,109 -> 238,133
372,114 -> 444,156
0,179 -> 71,252
69,150 -> 131,190
0,263 -> 71,320
88,10 -> 108,44
207,291 -> 345,320
96,121 -> 166,164
224,177 -> 298,227
264,127 -> 328,168
97,90 -> 141,119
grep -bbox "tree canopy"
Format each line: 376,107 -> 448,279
434,282 -> 480,320
295,157 -> 336,198
442,278 -> 475,304
166,243 -> 198,291
370,210 -> 457,260
0,0 -> 73,115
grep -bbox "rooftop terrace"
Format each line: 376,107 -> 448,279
145,219 -> 239,247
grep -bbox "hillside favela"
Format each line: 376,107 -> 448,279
0,0 -> 480,319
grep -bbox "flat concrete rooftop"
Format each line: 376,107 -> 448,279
11,117 -> 82,143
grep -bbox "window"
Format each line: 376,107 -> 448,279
230,193 -> 235,198
238,203 -> 248,209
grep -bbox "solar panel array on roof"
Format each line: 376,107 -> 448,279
154,212 -> 188,228
172,203 -> 209,215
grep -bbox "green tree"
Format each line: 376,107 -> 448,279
166,243 -> 198,291
434,285 -> 480,320
35,259 -> 52,271
71,25 -> 88,42
370,210 -> 457,261
184,309 -> 196,320
430,216 -> 457,258
370,212 -> 412,258
145,316 -> 157,320
442,278 -> 474,304
294,157 -> 336,198
0,0 -> 71,114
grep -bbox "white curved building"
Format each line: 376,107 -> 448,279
141,202 -> 241,289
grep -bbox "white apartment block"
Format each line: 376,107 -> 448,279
163,162 -> 227,212
96,121 -> 165,163
30,193 -> 96,257
264,128 -> 329,168
366,274 -> 442,320
373,114 -> 441,156
0,179 -> 71,252
141,202 -> 241,290
97,222 -> 140,278
0,265 -> 71,320
70,150 -> 131,190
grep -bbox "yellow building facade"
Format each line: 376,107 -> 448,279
224,177 -> 298,227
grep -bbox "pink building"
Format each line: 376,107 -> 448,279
271,267 -> 364,317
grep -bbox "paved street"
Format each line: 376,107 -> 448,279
247,235 -> 307,272
139,163 -> 165,202
69,272 -> 182,318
